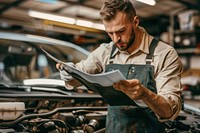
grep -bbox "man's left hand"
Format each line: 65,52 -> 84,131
113,79 -> 148,100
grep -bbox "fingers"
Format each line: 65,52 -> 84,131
67,62 -> 75,67
125,79 -> 140,86
56,63 -> 62,70
113,79 -> 139,90
56,62 -> 75,70
113,81 -> 126,91
65,82 -> 74,90
60,69 -> 73,81
113,79 -> 148,100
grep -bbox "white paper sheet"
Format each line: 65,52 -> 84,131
41,46 -> 126,86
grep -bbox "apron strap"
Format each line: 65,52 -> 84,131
146,38 -> 159,65
109,43 -> 117,64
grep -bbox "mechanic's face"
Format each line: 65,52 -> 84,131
103,12 -> 137,51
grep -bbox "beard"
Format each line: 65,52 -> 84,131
115,28 -> 135,51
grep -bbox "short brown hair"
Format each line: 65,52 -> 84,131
100,0 -> 136,21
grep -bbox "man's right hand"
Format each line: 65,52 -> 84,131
57,62 -> 75,82
59,69 -> 74,81
56,62 -> 82,89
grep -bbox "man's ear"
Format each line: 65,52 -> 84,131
133,16 -> 139,27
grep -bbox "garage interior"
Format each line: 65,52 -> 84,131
0,0 -> 199,49
0,0 -> 200,132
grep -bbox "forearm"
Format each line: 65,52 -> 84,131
142,89 -> 173,118
113,79 -> 180,119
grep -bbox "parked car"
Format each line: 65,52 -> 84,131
0,31 -> 91,81
0,31 -> 108,133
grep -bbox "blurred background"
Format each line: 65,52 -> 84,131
0,0 -> 199,50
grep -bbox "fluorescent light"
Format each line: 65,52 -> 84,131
136,0 -> 156,6
28,10 -> 105,31
76,19 -> 93,28
93,23 -> 105,30
76,20 -> 105,30
28,10 -> 76,24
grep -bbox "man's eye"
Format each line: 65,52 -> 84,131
118,30 -> 124,33
108,32 -> 113,36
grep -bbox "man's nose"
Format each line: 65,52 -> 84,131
113,33 -> 121,44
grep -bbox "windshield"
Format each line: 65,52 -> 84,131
0,32 -> 89,83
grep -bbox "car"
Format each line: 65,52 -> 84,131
0,32 -> 199,133
0,31 -> 108,133
0,31 -> 91,81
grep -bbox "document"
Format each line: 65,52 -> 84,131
41,46 -> 126,87
41,46 -> 145,107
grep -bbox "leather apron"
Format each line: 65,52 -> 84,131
105,38 -> 165,133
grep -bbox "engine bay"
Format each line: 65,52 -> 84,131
0,89 -> 108,133
0,89 -> 200,133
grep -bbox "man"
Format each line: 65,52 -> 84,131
57,0 -> 183,132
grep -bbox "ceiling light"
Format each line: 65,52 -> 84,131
76,20 -> 105,30
76,19 -> 93,28
136,0 -> 156,6
28,10 -> 76,24
28,10 -> 105,31
93,23 -> 105,30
